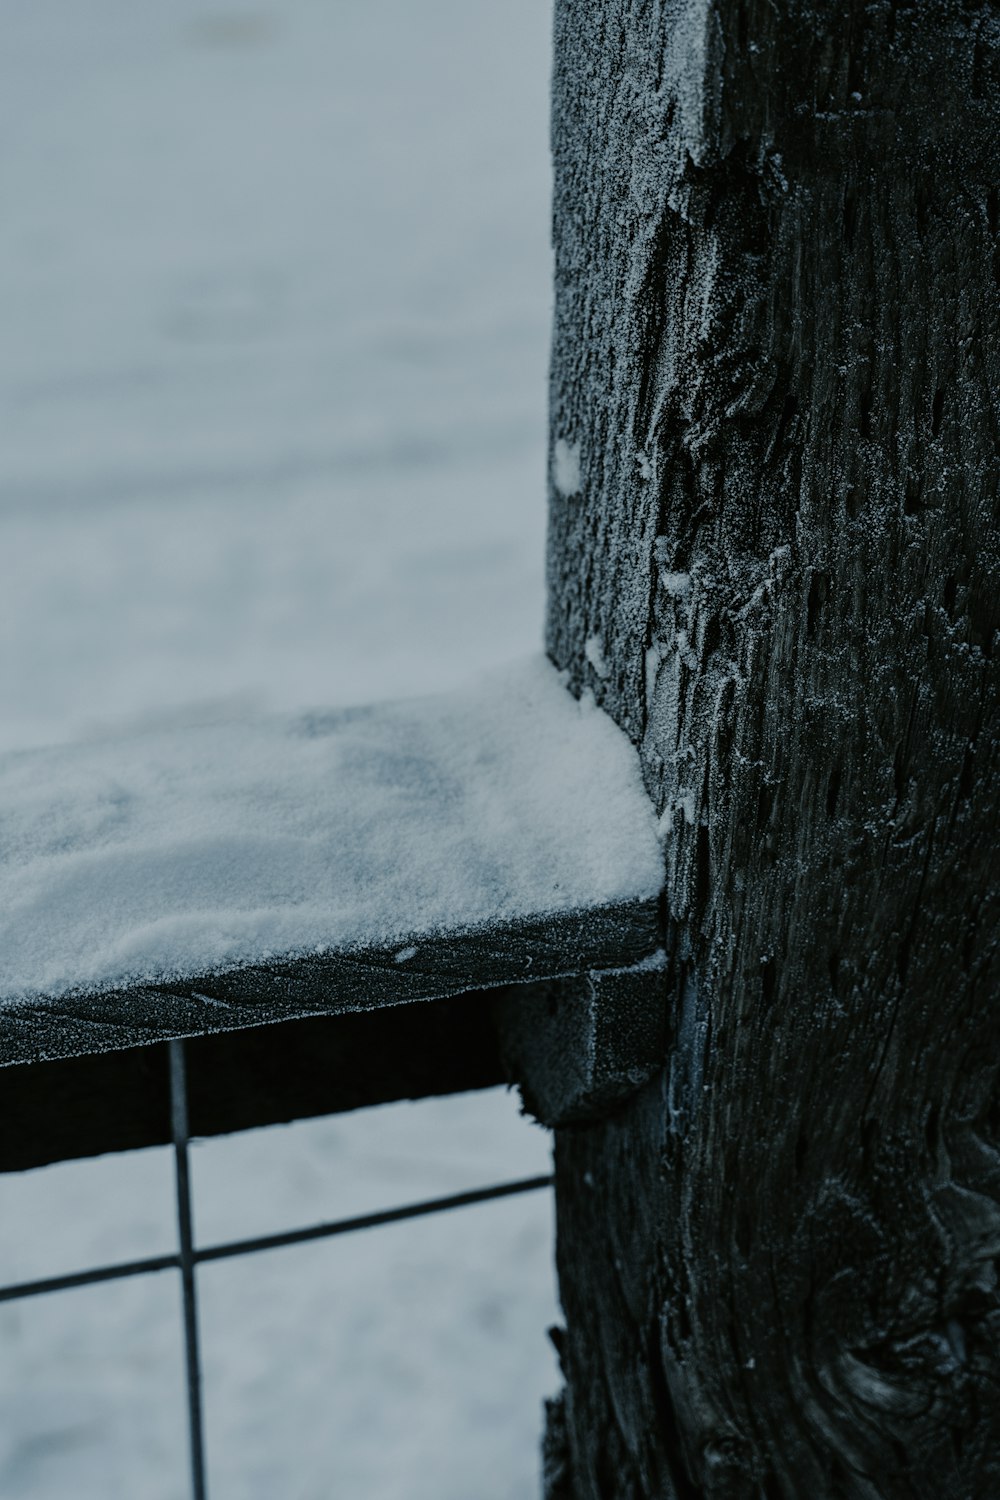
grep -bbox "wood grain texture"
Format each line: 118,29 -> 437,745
545,0 -> 1000,1494
494,962 -> 669,1127
0,899 -> 660,1068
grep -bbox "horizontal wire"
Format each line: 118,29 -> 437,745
195,1174 -> 555,1263
0,1253 -> 180,1302
0,1173 -> 554,1304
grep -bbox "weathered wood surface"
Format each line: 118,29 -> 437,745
495,959 -> 669,1128
2,957 -> 671,1174
0,990 -> 510,1174
545,0 -> 999,1495
0,898 -> 660,1069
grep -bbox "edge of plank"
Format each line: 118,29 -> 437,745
0,897 -> 662,1068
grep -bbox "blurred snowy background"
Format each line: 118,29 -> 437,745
0,1 -> 558,1496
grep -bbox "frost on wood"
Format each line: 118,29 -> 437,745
545,0 -> 1000,1495
553,437 -> 583,497
0,657 -> 662,1006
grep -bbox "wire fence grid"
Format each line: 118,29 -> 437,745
1,1039 -> 555,1500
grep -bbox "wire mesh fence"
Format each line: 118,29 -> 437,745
1,1040 -> 554,1499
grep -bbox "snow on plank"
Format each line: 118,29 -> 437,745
0,658 -> 663,1065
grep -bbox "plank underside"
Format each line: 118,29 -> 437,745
0,990 -> 513,1172
0,898 -> 662,1069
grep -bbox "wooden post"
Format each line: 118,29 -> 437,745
544,0 -> 1000,1493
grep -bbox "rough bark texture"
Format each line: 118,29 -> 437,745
545,1 -> 999,1495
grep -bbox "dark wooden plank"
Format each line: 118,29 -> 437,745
0,897 -> 660,1069
0,986 -> 517,1174
494,961 -> 668,1128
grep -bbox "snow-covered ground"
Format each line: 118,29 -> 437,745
0,0 -> 551,752
0,1 -> 561,1495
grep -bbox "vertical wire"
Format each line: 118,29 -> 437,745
169,1040 -> 209,1500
